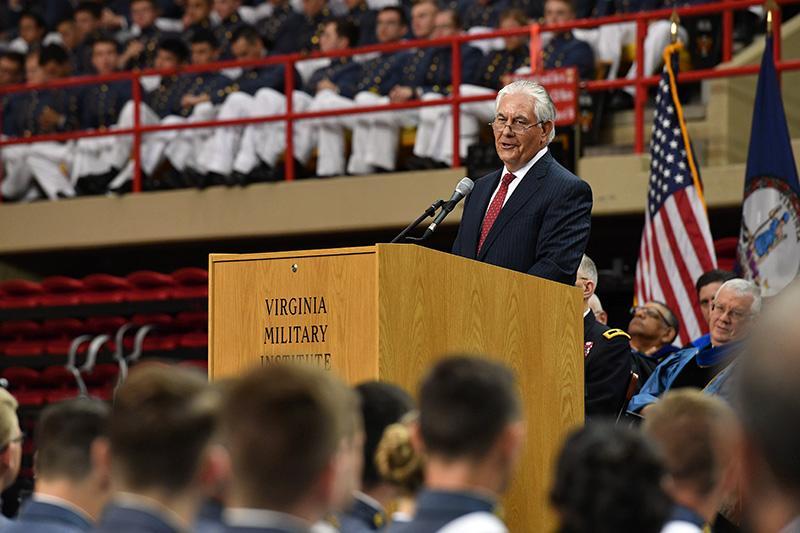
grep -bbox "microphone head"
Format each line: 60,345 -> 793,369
455,177 -> 474,197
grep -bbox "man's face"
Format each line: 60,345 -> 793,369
214,0 -> 240,20
186,0 -> 213,23
92,42 -> 120,75
191,42 -> 218,64
302,0 -> 326,17
494,92 -> 550,172
500,16 -> 526,51
544,0 -> 574,26
376,10 -> 407,43
41,61 -> 68,81
0,57 -> 22,86
709,288 -> 755,346
75,11 -> 100,41
411,2 -> 438,39
698,281 -> 723,327
19,16 -> 45,45
319,22 -> 347,52
25,55 -> 43,84
154,49 -> 180,70
330,430 -> 365,511
231,37 -> 262,61
628,302 -> 673,344
57,20 -> 79,50
131,0 -> 158,29
0,425 -> 23,490
432,11 -> 459,38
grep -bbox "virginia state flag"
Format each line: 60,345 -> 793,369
737,35 -> 800,297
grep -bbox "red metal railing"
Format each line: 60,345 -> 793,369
1,0 -> 798,195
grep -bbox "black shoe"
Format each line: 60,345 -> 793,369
204,172 -> 227,187
609,90 -> 635,111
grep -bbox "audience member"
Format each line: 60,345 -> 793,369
628,278 -> 761,414
389,355 -> 523,532
588,294 -> 607,325
212,0 -> 247,58
628,300 -> 680,385
541,0 -> 594,79
258,0 -> 305,55
219,363 -> 358,532
338,381 -> 414,533
344,0 -> 378,46
375,414 -> 425,524
736,280 -> 800,533
296,0 -> 333,54
120,0 -> 173,70
3,399 -> 111,533
550,422 -> 671,533
643,390 -> 740,533
0,389 -> 22,526
182,0 -> 214,36
576,254 -> 632,419
72,2 -> 105,74
8,10 -> 47,54
691,269 -> 736,348
95,364 -> 224,533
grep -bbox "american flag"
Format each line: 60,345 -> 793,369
634,43 -> 717,346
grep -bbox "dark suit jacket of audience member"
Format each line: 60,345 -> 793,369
2,499 -> 92,533
452,150 -> 593,285
94,503 -> 181,533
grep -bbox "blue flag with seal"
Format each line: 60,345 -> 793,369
737,34 -> 800,297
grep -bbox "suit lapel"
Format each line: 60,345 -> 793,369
463,170 -> 501,258
477,152 -> 552,260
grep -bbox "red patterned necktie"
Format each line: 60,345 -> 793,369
477,172 -> 517,254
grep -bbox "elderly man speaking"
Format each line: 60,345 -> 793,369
451,80 -> 593,285
628,278 -> 761,414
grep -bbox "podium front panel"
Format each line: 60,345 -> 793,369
209,248 -> 379,383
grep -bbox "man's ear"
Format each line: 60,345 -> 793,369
91,436 -> 112,490
659,327 -> 676,345
198,444 -> 232,498
497,420 -> 525,465
583,279 -> 595,301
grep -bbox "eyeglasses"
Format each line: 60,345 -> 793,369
711,302 -> 750,321
489,117 -> 546,135
629,305 -> 674,329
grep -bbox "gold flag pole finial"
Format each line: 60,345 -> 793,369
670,10 -> 680,44
765,0 -> 778,36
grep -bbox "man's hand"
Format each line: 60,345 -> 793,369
122,40 -> 145,61
316,79 -> 339,93
101,8 -> 126,30
38,106 -> 64,132
181,93 -> 210,108
389,85 -> 414,103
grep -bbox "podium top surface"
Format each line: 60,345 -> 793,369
210,245 -> 379,264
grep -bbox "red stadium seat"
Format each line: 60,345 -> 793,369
171,268 -> 208,299
82,364 -> 119,387
40,366 -> 78,389
174,311 -> 208,331
127,271 -> 177,301
0,320 -> 41,339
13,390 -> 45,407
3,367 -> 40,388
4,340 -> 45,357
41,318 -> 85,338
39,276 -> 87,306
45,339 -> 88,357
0,280 -> 44,309
179,331 -> 208,349
82,274 -> 132,304
85,316 -> 128,334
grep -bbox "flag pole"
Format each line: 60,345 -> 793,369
765,0 -> 776,36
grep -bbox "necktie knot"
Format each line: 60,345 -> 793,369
502,173 -> 516,186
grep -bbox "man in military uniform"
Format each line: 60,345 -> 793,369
257,0 -> 306,54
108,37 -> 195,191
427,8 -> 530,166
212,0 -> 247,59
195,25 -> 297,185
72,2 -> 104,74
182,0 -> 214,37
345,0 -> 440,174
410,8 -> 483,169
457,0 -> 511,30
72,35 -> 133,195
295,0 -> 333,53
541,0 -> 595,79
119,0 -> 177,70
304,6 -> 410,177
1,44 -> 79,201
576,255 -> 633,419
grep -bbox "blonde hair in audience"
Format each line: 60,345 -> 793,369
375,416 -> 424,496
0,389 -> 19,447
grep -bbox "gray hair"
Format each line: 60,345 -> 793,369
715,278 -> 762,314
495,80 -> 557,143
578,254 -> 598,286
588,294 -> 604,313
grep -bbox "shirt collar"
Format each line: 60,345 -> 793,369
501,146 -> 548,181
32,493 -> 95,525
225,508 -> 312,532
352,491 -> 383,513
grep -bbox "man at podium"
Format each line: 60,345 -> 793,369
452,80 -> 593,285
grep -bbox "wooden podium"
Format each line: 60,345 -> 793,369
209,244 -> 583,532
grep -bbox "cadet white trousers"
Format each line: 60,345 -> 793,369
1,141 -> 75,200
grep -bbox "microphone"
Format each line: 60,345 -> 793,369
421,177 -> 474,239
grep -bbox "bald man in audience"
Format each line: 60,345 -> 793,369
0,389 -> 22,526
644,390 -> 740,533
629,279 -> 761,414
736,280 -> 800,533
220,364 -> 359,533
3,399 -> 111,533
95,364 -> 225,533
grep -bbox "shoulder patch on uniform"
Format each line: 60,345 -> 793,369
603,328 -> 631,340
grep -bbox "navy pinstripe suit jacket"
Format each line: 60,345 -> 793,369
452,151 -> 593,285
